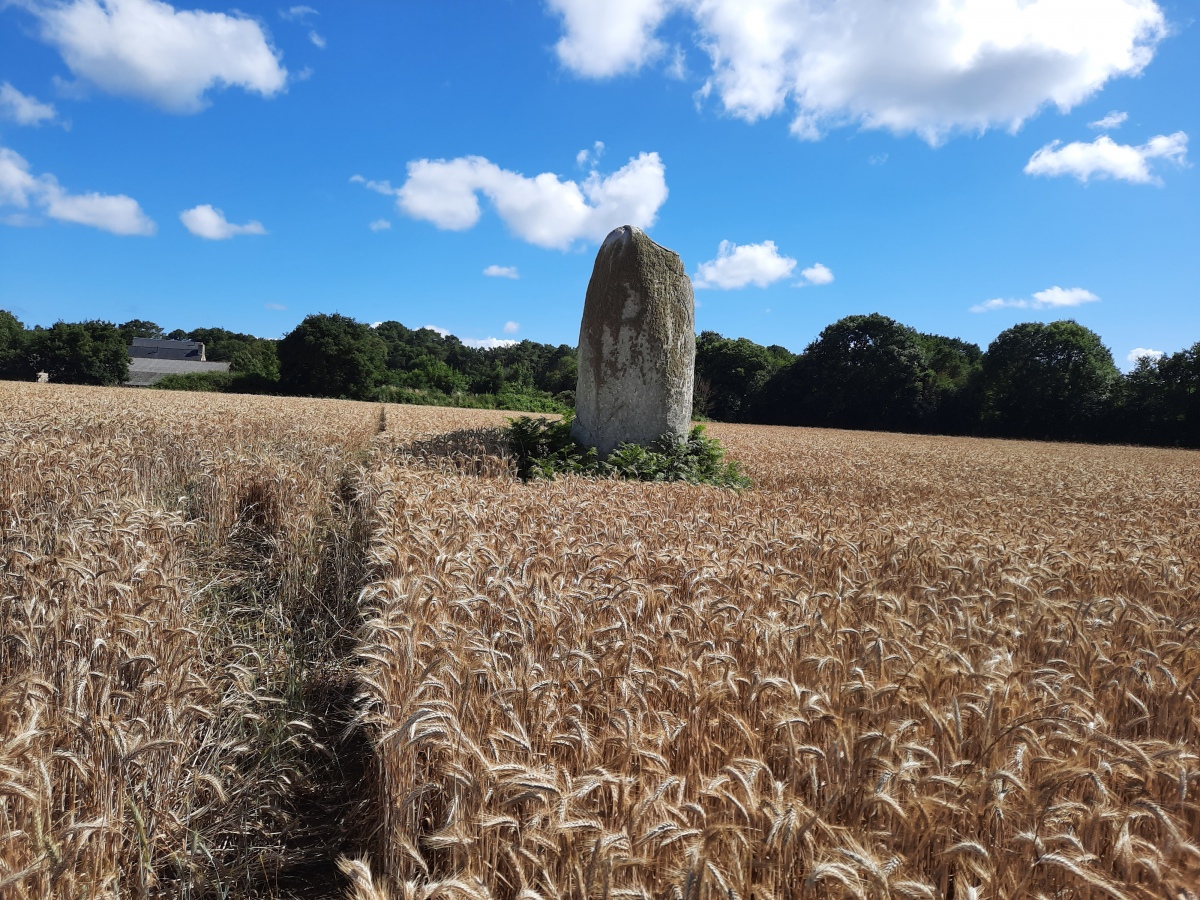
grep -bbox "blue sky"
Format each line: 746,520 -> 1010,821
1,0 -> 1196,367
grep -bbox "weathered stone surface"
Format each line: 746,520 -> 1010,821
572,225 -> 695,457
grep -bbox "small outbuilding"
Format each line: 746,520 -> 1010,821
126,338 -> 231,387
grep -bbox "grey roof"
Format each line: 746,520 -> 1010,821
130,338 -> 205,360
126,357 -> 230,387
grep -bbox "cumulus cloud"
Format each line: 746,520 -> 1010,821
0,83 -> 57,126
25,0 -> 288,113
0,146 -> 155,235
970,285 -> 1100,312
392,151 -> 668,250
421,325 -> 451,338
799,262 -> 834,286
45,190 -> 155,234
549,0 -> 1168,144
693,240 -> 797,290
484,264 -> 519,279
179,204 -> 266,239
1127,347 -> 1163,364
1025,132 -> 1188,184
1090,110 -> 1128,129
503,321 -> 519,334
548,0 -> 675,77
368,219 -> 391,231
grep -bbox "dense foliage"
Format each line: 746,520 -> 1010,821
507,414 -> 752,488
27,319 -> 130,386
278,313 -> 389,400
5,305 -> 1200,448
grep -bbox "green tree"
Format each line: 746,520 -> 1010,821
277,313 -> 387,400
229,340 -> 280,381
981,320 -> 1120,440
695,331 -> 792,422
28,320 -> 129,386
395,356 -> 470,394
763,313 -> 931,431
917,333 -> 984,434
1122,345 -> 1200,447
187,327 -> 263,362
0,310 -> 28,379
118,319 -> 164,344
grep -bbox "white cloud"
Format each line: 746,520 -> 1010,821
368,218 -> 391,231
1032,286 -> 1100,307
970,285 -> 1100,312
395,151 -> 668,250
693,240 -> 797,290
549,0 -> 1168,144
264,302 -> 287,311
0,149 -> 39,207
28,0 -> 288,113
576,140 -> 605,168
1090,110 -> 1128,129
484,264 -> 519,279
309,30 -> 326,49
45,189 -> 156,235
799,262 -> 834,286
503,321 -> 519,334
281,5 -> 317,21
548,0 -> 675,77
1127,347 -> 1163,364
179,204 -> 266,239
1025,132 -> 1188,184
421,324 -> 451,338
0,83 -> 57,126
0,146 -> 155,235
350,174 -> 396,195
666,45 -> 687,80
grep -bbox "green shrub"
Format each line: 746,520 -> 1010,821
151,371 -> 278,394
506,415 -> 751,489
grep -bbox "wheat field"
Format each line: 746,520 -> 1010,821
2,382 -> 1198,899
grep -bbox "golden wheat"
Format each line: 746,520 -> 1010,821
2,381 -> 1198,899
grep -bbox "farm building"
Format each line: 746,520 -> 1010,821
126,338 -> 231,387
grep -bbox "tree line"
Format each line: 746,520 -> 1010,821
696,314 -> 1200,446
0,310 -> 576,413
3,308 -> 1199,448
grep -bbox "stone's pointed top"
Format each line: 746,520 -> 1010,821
601,224 -> 643,251
599,224 -> 677,262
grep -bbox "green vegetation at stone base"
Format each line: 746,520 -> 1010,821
506,414 -> 751,489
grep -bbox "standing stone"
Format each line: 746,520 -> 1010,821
572,225 -> 695,457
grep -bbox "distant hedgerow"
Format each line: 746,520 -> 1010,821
506,414 -> 751,489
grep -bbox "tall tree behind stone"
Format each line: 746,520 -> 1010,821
572,226 -> 695,456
